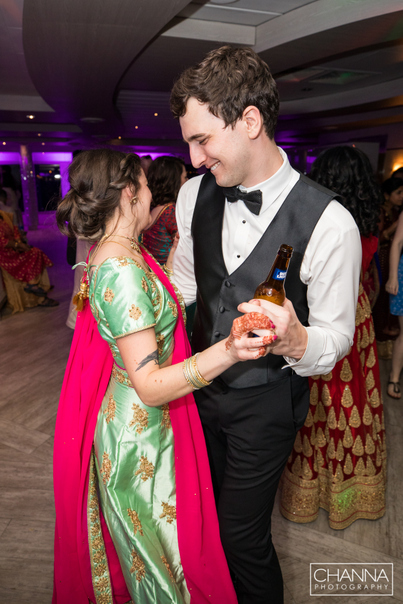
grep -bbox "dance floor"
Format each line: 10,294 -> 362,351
0,219 -> 402,603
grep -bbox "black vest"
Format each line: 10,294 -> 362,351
191,172 -> 338,388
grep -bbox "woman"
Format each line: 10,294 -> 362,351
0,202 -> 57,307
141,156 -> 187,264
372,177 -> 403,357
281,146 -> 386,529
53,149 -> 274,604
385,207 -> 403,398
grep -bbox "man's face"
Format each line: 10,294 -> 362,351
180,97 -> 252,188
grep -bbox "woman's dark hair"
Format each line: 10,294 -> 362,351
170,45 -> 279,140
381,176 -> 403,196
56,149 -> 142,239
309,146 -> 382,237
147,156 -> 185,208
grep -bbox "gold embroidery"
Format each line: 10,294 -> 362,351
316,448 -> 325,468
366,370 -> 375,391
129,403 -> 149,434
112,365 -> 133,388
327,407 -> 337,430
325,425 -> 330,444
127,508 -> 144,536
303,434 -> 313,457
294,431 -> 303,453
167,299 -> 178,318
302,458 -> 313,480
336,440 -> 344,462
354,457 -> 366,476
352,435 -> 364,456
316,427 -> 326,448
369,387 -> 380,408
321,384 -> 332,406
366,346 -> 376,368
366,457 -> 376,476
135,456 -> 155,482
365,434 -> 375,455
376,447 -> 382,467
310,424 -> 316,446
130,549 -> 146,582
343,425 -> 353,448
160,502 -> 177,524
341,384 -> 353,407
100,452 -> 112,485
328,437 -> 336,459
156,333 -> 165,357
161,403 -> 172,429
117,257 -> 129,267
108,343 -> 117,358
104,288 -> 114,304
129,304 -> 142,321
321,372 -> 333,382
374,414 -> 381,434
360,350 -> 365,369
355,303 -> 364,326
360,325 -> 369,348
349,405 -> 361,428
141,276 -> 148,293
344,453 -> 353,475
356,329 -> 361,351
334,462 -> 344,483
103,395 -> 116,424
304,409 -> 313,428
314,400 -> 326,423
340,358 -> 353,382
338,408 -> 347,431
310,382 -> 318,406
161,556 -> 175,583
381,411 -> 385,430
363,404 -> 373,426
292,455 -> 302,476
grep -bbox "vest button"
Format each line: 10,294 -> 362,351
219,306 -> 225,313
225,280 -> 232,287
214,331 -> 220,338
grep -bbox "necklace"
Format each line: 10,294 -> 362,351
109,234 -> 142,254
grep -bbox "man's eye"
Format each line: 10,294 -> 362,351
199,139 -> 208,145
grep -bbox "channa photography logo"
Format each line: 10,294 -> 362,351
310,563 -> 393,596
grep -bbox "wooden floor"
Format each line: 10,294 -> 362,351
0,222 -> 402,603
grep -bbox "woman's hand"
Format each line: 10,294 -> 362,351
166,232 -> 179,271
224,312 -> 277,362
386,277 -> 399,296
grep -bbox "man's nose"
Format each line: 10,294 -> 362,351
190,145 -> 206,169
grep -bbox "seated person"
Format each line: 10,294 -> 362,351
0,209 -> 58,307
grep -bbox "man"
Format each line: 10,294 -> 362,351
170,46 -> 361,604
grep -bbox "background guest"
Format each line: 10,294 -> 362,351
281,145 -> 386,529
142,155 -> 187,265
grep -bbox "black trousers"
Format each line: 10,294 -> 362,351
194,371 -> 309,604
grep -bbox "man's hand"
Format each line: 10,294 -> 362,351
237,298 -> 308,360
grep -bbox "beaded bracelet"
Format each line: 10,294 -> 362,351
183,353 -> 213,390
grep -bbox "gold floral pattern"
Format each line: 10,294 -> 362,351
104,287 -> 115,304
167,300 -> 178,318
135,456 -> 155,482
161,556 -> 175,583
310,382 -> 318,406
156,333 -> 165,358
127,508 -> 144,536
130,549 -> 146,582
103,395 -> 116,424
338,408 -> 347,431
352,435 -> 364,456
117,257 -> 129,267
321,384 -> 332,406
112,365 -> 133,388
100,452 -> 112,485
161,403 -> 172,429
141,276 -> 148,293
160,502 -> 177,524
343,425 -> 353,448
129,403 -> 149,434
341,384 -> 353,407
340,358 -> 353,382
129,304 -> 142,321
349,405 -> 361,428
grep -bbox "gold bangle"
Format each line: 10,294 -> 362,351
182,354 -> 213,390
191,353 -> 213,387
163,264 -> 174,276
183,357 -> 199,390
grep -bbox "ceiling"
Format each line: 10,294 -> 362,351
0,0 -> 403,160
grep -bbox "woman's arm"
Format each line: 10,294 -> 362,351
386,212 -> 403,295
117,324 -> 270,408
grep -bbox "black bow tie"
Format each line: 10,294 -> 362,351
222,186 -> 263,216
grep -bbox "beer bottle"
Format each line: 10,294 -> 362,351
254,244 -> 293,305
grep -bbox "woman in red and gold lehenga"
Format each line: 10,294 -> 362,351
281,146 -> 386,529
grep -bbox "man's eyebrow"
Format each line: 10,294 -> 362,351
184,133 -> 207,143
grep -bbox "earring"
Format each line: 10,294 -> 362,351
130,196 -> 138,205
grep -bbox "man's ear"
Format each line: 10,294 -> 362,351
242,106 -> 264,140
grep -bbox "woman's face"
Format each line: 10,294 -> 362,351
386,185 -> 403,207
180,165 -> 188,187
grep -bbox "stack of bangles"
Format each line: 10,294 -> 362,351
183,353 -> 213,390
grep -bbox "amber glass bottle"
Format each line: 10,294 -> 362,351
254,244 -> 293,305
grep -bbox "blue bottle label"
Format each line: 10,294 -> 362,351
273,268 -> 286,280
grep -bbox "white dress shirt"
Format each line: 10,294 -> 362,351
173,147 -> 361,377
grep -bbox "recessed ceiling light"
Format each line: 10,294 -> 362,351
135,126 -> 139,129
80,116 -> 105,123
118,136 -> 122,140
38,133 -> 41,137
2,142 -> 6,145
26,114 -> 35,119
154,113 -> 158,117
42,142 -> 45,145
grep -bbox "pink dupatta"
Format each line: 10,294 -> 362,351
52,248 -> 236,604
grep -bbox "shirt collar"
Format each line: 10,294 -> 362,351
239,147 -> 294,210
